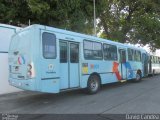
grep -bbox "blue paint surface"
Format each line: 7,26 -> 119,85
8,24 -> 146,94
124,62 -> 133,79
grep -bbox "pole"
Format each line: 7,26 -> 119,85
93,0 -> 96,36
29,19 -> 30,26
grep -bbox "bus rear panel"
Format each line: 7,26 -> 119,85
9,27 -> 37,91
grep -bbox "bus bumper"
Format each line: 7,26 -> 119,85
40,79 -> 60,93
9,78 -> 36,91
9,78 -> 60,93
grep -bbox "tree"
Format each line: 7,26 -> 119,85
0,0 -> 106,34
0,0 -> 160,49
98,0 -> 160,49
0,0 -> 34,25
27,0 -> 106,34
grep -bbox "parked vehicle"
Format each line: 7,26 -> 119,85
148,55 -> 160,75
8,24 -> 160,94
0,24 -> 22,94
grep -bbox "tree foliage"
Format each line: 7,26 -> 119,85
98,0 -> 160,50
0,0 -> 160,49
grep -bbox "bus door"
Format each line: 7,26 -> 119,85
118,49 -> 127,80
142,53 -> 149,76
59,41 -> 80,89
40,31 -> 59,93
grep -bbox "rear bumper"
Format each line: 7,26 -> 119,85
9,77 -> 60,93
9,78 -> 36,91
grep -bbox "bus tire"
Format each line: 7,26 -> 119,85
134,71 -> 142,82
87,74 -> 100,94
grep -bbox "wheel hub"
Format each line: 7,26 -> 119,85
90,79 -> 98,90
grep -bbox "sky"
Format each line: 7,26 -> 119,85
142,45 -> 160,57
155,50 -> 160,56
125,43 -> 160,57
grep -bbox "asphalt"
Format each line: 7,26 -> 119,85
0,75 -> 160,119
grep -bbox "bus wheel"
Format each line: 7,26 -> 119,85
134,72 -> 142,82
87,74 -> 100,94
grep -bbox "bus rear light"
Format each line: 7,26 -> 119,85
27,71 -> 32,77
27,64 -> 32,70
27,62 -> 35,78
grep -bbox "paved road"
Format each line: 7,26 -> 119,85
0,75 -> 160,116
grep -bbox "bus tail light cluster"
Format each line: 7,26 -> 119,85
27,62 -> 35,78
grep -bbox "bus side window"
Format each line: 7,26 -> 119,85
157,57 -> 159,64
154,56 -> 156,63
128,48 -> 134,61
119,50 -> 126,63
138,51 -> 141,61
84,40 -> 102,60
134,50 -> 141,61
121,51 -> 126,63
153,56 -> 155,63
103,44 -> 117,60
151,56 -> 153,63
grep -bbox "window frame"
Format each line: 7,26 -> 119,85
83,40 -> 103,60
103,43 -> 118,61
156,56 -> 159,64
155,56 -> 157,64
134,50 -> 141,62
127,48 -> 135,61
151,56 -> 154,63
153,56 -> 155,63
42,32 -> 57,59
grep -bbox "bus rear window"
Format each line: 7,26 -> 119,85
42,32 -> 56,59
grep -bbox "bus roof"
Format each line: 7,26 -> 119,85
21,24 -> 147,52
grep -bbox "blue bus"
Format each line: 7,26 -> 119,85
9,24 -> 152,94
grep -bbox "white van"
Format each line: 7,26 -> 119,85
0,24 -> 22,94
